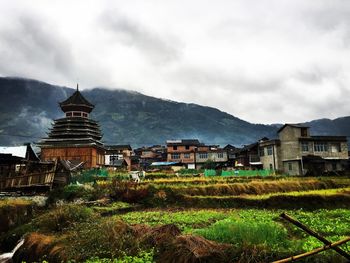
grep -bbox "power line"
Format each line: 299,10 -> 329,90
0,133 -> 43,139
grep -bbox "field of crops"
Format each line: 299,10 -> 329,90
1,174 -> 350,262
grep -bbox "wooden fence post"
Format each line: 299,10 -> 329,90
280,212 -> 350,260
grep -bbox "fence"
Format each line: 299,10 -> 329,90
71,168 -> 109,183
204,169 -> 274,177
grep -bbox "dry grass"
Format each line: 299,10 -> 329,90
166,179 -> 349,196
0,198 -> 33,233
181,191 -> 350,209
157,234 -> 231,263
13,232 -> 66,262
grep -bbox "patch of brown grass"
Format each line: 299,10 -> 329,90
13,232 -> 66,262
157,234 -> 231,263
174,179 -> 345,196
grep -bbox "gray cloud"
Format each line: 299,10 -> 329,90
0,15 -> 75,79
0,0 -> 350,124
100,10 -> 182,65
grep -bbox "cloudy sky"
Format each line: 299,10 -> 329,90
0,0 -> 349,124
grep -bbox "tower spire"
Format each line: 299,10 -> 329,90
76,83 -> 79,91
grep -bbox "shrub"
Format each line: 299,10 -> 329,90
47,184 -> 99,204
0,199 -> 33,233
110,180 -> 149,203
33,204 -> 96,232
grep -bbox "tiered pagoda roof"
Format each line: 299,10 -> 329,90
59,85 -> 94,113
39,86 -> 103,148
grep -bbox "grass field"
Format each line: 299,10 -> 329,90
1,175 -> 350,262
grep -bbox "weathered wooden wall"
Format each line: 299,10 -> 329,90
41,147 -> 105,168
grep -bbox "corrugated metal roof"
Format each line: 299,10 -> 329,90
0,146 -> 27,158
150,161 -> 179,166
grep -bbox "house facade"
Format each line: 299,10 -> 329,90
166,139 -> 201,169
195,145 -> 228,169
105,145 -> 132,167
259,124 -> 349,175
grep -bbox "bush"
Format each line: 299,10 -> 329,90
47,184 -> 99,204
33,204 -> 96,232
0,199 -> 33,233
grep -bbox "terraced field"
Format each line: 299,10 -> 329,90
1,175 -> 350,262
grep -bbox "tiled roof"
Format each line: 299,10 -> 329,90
277,124 -> 309,133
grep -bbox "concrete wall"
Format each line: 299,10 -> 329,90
300,141 -> 348,159
260,143 -> 282,171
195,151 -> 228,164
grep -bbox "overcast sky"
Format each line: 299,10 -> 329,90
1,0 -> 350,124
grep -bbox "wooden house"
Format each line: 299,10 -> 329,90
0,144 -> 80,191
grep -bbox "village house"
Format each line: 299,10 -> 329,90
229,138 -> 269,170
223,144 -> 238,167
134,145 -> 167,169
166,140 -> 228,169
0,144 -> 40,178
259,124 -> 349,175
39,86 -> 105,168
195,145 -> 228,169
166,139 -> 202,169
104,145 -> 132,168
0,144 -> 77,190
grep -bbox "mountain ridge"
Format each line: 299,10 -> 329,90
0,77 -> 348,147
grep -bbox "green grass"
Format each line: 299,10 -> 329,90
212,187 -> 350,200
117,209 -> 228,232
193,219 -> 289,250
116,208 -> 350,254
92,202 -> 132,214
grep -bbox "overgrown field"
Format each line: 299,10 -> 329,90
1,175 -> 350,262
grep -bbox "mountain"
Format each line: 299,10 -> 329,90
0,77 -> 349,148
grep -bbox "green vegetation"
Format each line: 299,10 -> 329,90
2,175 -> 350,262
194,219 -> 289,249
118,210 -> 227,233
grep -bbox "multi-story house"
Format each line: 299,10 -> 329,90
105,145 -> 132,167
195,145 -> 228,169
166,139 -> 201,169
167,140 -> 228,169
134,145 -> 167,169
259,124 -> 349,175
230,138 -> 269,169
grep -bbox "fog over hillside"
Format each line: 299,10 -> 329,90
0,77 -> 349,148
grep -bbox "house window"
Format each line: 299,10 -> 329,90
301,128 -> 308,137
301,142 -> 309,152
259,147 -> 265,156
171,153 -> 180,159
330,143 -> 341,153
66,112 -> 72,117
109,155 -> 118,165
199,153 -> 208,159
217,152 -> 224,158
173,146 -> 177,150
269,164 -> 273,170
185,145 -> 190,150
267,146 -> 273,155
288,162 -> 293,171
184,153 -> 190,159
314,142 -> 328,152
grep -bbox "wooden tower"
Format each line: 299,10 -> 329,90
39,85 -> 105,168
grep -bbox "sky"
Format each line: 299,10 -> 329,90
0,0 -> 350,124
